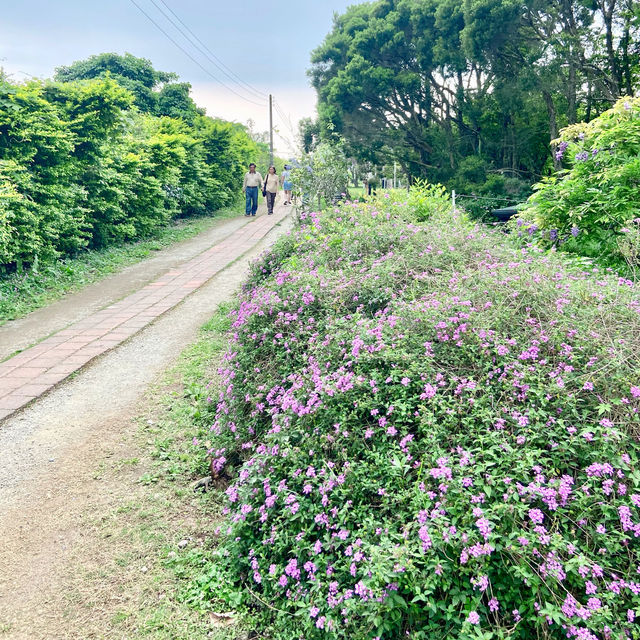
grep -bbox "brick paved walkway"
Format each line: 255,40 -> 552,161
0,210 -> 286,422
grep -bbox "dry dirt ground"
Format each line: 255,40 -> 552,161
0,210 -> 292,639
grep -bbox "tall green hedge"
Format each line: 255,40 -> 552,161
0,72 -> 261,271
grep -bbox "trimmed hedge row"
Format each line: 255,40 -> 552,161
0,75 -> 260,270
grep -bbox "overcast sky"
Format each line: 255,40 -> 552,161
0,0 -> 360,155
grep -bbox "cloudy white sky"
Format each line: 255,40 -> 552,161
0,0 -> 360,155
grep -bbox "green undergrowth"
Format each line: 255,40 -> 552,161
0,203 -> 241,325
72,301 -> 249,639
193,189 -> 640,639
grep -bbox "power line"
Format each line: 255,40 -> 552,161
128,0 -> 266,107
149,0 -> 266,103
273,126 -> 297,154
156,0 -> 267,101
273,100 -> 295,133
273,100 -> 298,139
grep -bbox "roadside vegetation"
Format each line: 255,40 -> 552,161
0,53 -> 275,276
516,96 -> 640,272
182,185 -> 640,639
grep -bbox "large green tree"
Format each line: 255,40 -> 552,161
309,0 -> 640,195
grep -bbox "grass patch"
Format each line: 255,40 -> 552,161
0,203 -> 242,325
28,302 -> 248,640
102,303 -> 237,639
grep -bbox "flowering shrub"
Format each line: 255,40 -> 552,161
199,190 -> 640,639
519,96 -> 640,269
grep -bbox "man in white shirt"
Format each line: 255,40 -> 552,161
242,163 -> 263,216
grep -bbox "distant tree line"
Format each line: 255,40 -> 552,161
0,53 -> 266,271
307,0 -> 640,202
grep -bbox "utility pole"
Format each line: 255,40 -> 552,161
269,94 -> 274,166
393,161 -> 397,189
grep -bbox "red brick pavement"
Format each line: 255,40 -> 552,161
0,211 -> 286,421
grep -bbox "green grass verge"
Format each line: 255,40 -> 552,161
0,203 -> 242,325
94,302 -> 249,640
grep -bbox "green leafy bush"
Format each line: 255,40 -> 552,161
196,188 -> 640,639
0,68 -> 260,272
406,179 -> 449,220
519,96 -> 640,268
291,141 -> 350,209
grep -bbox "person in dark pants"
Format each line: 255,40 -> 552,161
263,165 -> 279,214
242,162 -> 263,216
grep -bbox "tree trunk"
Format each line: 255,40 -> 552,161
567,63 -> 577,124
600,0 -> 620,97
543,90 -> 561,170
444,102 -> 456,170
621,5 -> 634,96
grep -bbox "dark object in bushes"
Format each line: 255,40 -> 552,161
491,206 -> 519,221
331,191 -> 349,204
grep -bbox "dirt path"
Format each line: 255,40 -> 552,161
0,207 -> 292,639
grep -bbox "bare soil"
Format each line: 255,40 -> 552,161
0,210 -> 292,639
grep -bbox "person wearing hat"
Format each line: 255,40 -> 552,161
242,162 -> 263,216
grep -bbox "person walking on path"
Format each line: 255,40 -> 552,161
263,165 -> 279,215
281,164 -> 293,205
242,162 -> 263,216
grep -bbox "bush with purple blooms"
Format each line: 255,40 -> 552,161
196,188 -> 640,639
518,96 -> 640,270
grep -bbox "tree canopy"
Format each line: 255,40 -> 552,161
55,52 -> 204,122
309,0 -> 640,199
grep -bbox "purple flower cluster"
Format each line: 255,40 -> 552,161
202,195 -> 640,639
555,140 -> 569,161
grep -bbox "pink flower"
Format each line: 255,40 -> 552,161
528,508 -> 545,525
422,383 -> 437,398
466,611 -> 480,625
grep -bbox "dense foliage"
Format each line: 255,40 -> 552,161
0,56 -> 263,271
197,189 -> 640,639
54,52 -> 205,123
291,141 -> 350,208
517,95 -> 640,269
308,0 -> 640,200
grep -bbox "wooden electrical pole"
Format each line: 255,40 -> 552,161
269,94 -> 274,166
